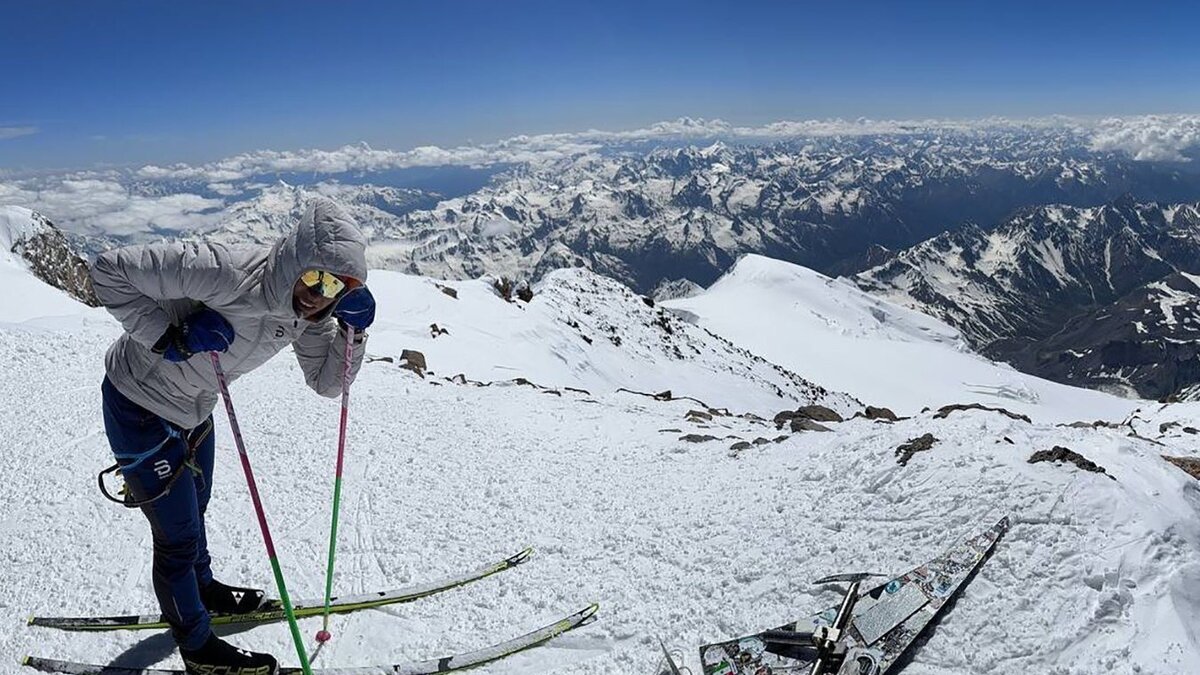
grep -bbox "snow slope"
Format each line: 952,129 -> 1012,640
664,254 -> 1140,423
0,206 -> 93,325
2,247 -> 1199,675
363,266 -> 859,418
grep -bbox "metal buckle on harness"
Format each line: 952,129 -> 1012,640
98,419 -> 212,508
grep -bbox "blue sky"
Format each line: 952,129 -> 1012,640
2,0 -> 1198,169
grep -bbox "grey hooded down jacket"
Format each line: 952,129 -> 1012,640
92,198 -> 369,429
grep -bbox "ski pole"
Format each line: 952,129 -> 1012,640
210,352 -> 313,675
316,325 -> 355,643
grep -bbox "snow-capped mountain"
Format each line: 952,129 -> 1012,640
10,121 -> 1200,403
0,206 -> 97,308
664,254 -> 1138,422
856,198 -> 1200,398
17,124 -> 1200,300
3,232 -> 1200,674
365,130 -> 1200,292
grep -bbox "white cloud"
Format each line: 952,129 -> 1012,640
0,126 -> 37,141
1088,115 -> 1200,162
0,175 -> 224,236
119,115 -> 1101,185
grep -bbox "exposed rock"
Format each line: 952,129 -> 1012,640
430,323 -> 449,338
492,276 -> 516,301
685,410 -> 714,422
864,406 -> 898,421
400,349 -> 426,376
680,434 -> 718,443
1162,455 -> 1200,480
773,435 -> 790,443
1060,420 -> 1121,429
791,418 -> 832,433
797,405 -> 844,423
658,428 -> 682,433
12,213 -> 99,306
436,284 -> 458,299
752,437 -> 772,445
654,390 -> 673,401
1028,446 -> 1112,479
896,433 -> 938,466
934,403 -> 1032,424
773,410 -> 806,427
1186,427 -> 1199,435
730,441 -> 753,451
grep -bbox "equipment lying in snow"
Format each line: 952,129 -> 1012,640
699,516 -> 1009,675
655,636 -> 690,675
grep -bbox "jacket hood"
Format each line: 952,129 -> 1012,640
264,198 -> 368,314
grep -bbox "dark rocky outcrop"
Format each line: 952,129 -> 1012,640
1028,446 -> 1112,479
934,403 -> 1031,424
1162,455 -> 1200,480
400,349 -> 427,375
896,433 -> 938,466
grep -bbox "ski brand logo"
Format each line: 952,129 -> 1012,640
153,459 -> 172,480
275,326 -> 286,339
232,590 -> 245,604
182,662 -> 272,675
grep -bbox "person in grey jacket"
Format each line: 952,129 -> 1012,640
91,198 -> 376,675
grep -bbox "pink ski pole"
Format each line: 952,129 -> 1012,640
316,326 -> 355,643
210,352 -> 313,675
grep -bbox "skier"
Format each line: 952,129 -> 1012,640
90,198 -> 376,675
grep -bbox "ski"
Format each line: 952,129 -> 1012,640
29,547 -> 532,632
23,603 -> 599,675
699,516 -> 1010,675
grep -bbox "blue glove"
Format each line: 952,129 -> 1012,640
154,308 -> 235,362
333,286 -> 375,331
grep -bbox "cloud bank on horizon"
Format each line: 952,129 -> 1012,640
1,113 -> 1198,238
102,114 -> 1200,183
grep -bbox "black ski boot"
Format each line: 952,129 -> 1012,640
181,634 -> 277,675
200,579 -> 266,614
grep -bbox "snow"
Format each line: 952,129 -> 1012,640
2,248 -> 1199,675
0,207 -> 100,325
665,255 -> 1138,423
1147,281 -> 1197,328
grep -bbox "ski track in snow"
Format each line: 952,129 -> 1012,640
2,269 -> 1200,673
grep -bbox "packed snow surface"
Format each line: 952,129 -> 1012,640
1,247 -> 1199,675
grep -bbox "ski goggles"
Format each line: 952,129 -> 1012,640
299,269 -> 349,299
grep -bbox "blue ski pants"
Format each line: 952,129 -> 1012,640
101,376 -> 215,650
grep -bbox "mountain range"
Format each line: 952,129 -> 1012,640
7,123 -> 1200,398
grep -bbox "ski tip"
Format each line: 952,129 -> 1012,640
20,655 -> 30,666
509,546 -> 535,565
